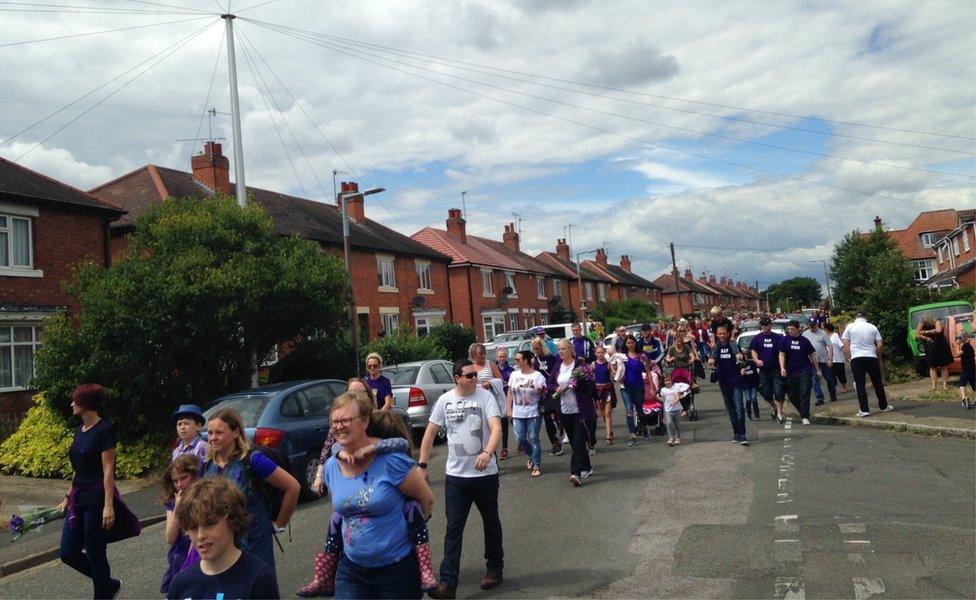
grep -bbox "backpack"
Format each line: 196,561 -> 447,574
243,446 -> 290,522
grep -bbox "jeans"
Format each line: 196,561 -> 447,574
440,474 -> 503,587
786,371 -> 812,419
512,416 -> 542,468
560,412 -> 592,476
620,382 -> 643,434
336,551 -> 422,599
851,357 -> 888,413
60,503 -> 113,599
742,386 -> 759,417
811,362 -> 836,402
758,369 -> 785,404
719,383 -> 746,440
665,409 -> 682,438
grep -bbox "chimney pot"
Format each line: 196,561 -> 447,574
191,141 -> 231,195
620,255 -> 632,273
684,268 -> 693,279
446,207 -> 467,243
502,222 -> 520,253
338,181 -> 365,224
556,238 -> 570,261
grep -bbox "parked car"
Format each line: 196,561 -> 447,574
202,379 -> 410,500
737,325 -> 786,354
383,360 -> 458,435
488,339 -> 534,367
601,324 -> 644,349
542,321 -> 603,342
907,300 -> 974,375
490,330 -> 531,343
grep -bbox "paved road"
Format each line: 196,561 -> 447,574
1,385 -> 973,599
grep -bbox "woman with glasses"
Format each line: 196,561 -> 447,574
468,343 -> 507,459
531,336 -> 564,455
365,352 -> 395,411
505,350 -> 547,477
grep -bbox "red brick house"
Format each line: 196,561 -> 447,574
653,270 -> 719,317
412,212 -> 572,342
535,239 -> 616,317
928,209 -> 976,289
581,248 -> 662,308
88,142 -> 452,342
0,157 -> 122,422
871,211 -> 959,283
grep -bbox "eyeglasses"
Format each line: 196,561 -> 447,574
331,416 -> 361,428
459,372 -> 479,379
366,363 -> 379,370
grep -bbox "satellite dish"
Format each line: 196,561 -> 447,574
550,295 -> 562,306
411,295 -> 426,308
502,286 -> 514,295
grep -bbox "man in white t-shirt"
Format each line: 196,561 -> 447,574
841,310 -> 892,417
420,359 -> 504,598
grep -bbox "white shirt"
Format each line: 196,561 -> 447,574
507,370 -> 547,419
828,332 -> 845,364
660,382 -> 690,412
556,362 -> 579,414
841,318 -> 882,359
429,387 -> 500,477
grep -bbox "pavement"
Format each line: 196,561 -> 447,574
0,383 -> 972,599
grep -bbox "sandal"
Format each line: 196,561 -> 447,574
531,468 -> 542,477
526,459 -> 533,471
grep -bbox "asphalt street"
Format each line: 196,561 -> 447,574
1,384 -> 973,599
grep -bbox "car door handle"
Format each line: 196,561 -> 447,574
314,426 -> 326,432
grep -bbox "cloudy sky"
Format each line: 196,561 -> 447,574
2,0 -> 973,289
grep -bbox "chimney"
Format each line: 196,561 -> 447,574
556,238 -> 570,261
709,275 -> 717,285
446,208 -> 467,243
683,268 -> 693,279
720,276 -> 728,286
191,141 -> 230,195
595,247 -> 608,267
873,216 -> 883,232
338,181 -> 366,224
699,271 -> 707,283
620,255 -> 632,272
502,223 -> 520,253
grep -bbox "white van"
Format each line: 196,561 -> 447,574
541,321 -> 603,341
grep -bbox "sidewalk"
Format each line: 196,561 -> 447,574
0,476 -> 164,578
808,379 -> 976,439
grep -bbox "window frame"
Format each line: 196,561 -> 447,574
376,254 -> 397,291
481,269 -> 494,297
0,323 -> 43,391
919,232 -> 934,248
952,238 -> 960,256
584,281 -> 594,301
536,276 -> 546,299
0,214 -> 39,275
963,229 -> 971,253
504,272 -> 517,297
380,311 -> 400,336
552,279 -> 562,298
415,260 -> 433,293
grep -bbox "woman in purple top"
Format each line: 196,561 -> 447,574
619,335 -> 654,448
532,336 -> 564,455
365,352 -> 394,411
707,325 -> 748,444
591,344 -> 615,446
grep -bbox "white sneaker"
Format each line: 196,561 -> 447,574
882,405 -> 894,412
856,410 -> 870,418
801,418 -> 811,425
580,469 -> 593,479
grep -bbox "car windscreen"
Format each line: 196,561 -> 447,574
912,305 -> 973,328
382,366 -> 420,385
204,395 -> 270,428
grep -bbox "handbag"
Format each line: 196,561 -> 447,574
709,368 -> 719,384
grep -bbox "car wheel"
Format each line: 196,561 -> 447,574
298,450 -> 321,502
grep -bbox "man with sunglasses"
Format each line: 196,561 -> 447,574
420,359 -> 504,599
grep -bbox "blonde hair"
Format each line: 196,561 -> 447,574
331,390 -> 375,420
556,338 -> 576,359
468,343 -> 487,360
531,336 -> 551,357
206,408 -> 250,462
365,352 -> 384,367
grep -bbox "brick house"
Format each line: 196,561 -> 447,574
412,212 -> 572,342
871,211 -> 959,283
928,209 -> 976,289
581,249 -> 662,308
0,157 -> 122,422
534,239 -> 617,316
88,142 -> 452,342
653,270 -> 719,317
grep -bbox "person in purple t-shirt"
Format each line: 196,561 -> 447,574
707,325 -> 748,445
365,352 -> 395,411
778,320 -> 820,425
750,317 -> 786,423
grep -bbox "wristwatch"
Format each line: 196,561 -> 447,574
418,462 -> 428,469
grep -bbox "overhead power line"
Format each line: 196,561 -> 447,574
0,15 -> 212,47
242,17 -> 975,146
0,1 -> 207,15
188,25 -> 225,153
248,21 -> 959,210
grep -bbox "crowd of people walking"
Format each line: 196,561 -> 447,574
55,305 -> 975,599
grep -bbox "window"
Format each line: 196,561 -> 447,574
920,232 -> 934,247
597,282 -> 606,302
381,312 -> 399,336
504,272 -> 517,296
0,215 -> 33,269
430,363 -> 453,384
415,314 -> 443,336
376,255 -> 396,290
482,269 -> 494,296
0,324 -> 42,390
415,260 -> 433,292
963,229 -> 971,253
552,279 -> 562,298
508,312 -> 518,331
482,314 -> 505,340
585,282 -> 594,301
952,238 -> 960,256
937,246 -> 944,264
536,276 -> 546,298
303,384 -> 334,416
909,260 -> 933,281
539,311 -> 549,325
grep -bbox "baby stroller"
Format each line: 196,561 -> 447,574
635,366 -> 667,438
668,365 -> 699,421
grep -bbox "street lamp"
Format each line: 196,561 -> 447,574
809,259 -> 833,309
339,186 -> 385,376
575,248 -> 599,326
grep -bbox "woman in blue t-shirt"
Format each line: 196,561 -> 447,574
324,392 -> 434,599
203,408 -> 300,580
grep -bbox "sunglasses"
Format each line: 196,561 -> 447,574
459,372 -> 479,379
366,363 -> 380,369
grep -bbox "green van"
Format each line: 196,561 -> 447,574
907,300 -> 974,375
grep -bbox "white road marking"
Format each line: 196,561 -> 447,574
778,478 -> 789,490
853,577 -> 886,599
777,499 -> 793,504
844,540 -> 872,545
775,515 -> 799,532
775,576 -> 806,599
839,522 -> 866,534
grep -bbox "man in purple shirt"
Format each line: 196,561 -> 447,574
750,317 -> 786,423
570,323 -> 596,363
778,320 -> 820,425
707,325 -> 748,444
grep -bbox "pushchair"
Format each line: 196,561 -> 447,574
669,365 -> 699,421
635,366 -> 667,438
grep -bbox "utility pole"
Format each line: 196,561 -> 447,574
670,242 -> 684,316
222,14 -> 247,208
809,259 -> 833,308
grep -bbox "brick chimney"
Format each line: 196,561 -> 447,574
595,248 -> 608,267
709,275 -> 717,285
338,181 -> 366,224
446,208 -> 467,243
699,272 -> 707,283
684,268 -> 693,279
720,276 -> 728,286
873,215 -> 883,232
620,255 -> 632,273
556,238 -> 570,261
191,141 -> 230,195
502,223 -> 520,253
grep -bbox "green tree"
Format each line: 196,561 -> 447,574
830,226 -> 898,310
764,277 -> 822,311
588,298 -> 658,329
268,333 -> 357,383
32,196 -> 351,441
427,323 -> 476,361
360,333 -> 446,367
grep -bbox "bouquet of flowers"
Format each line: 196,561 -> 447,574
10,506 -> 65,541
552,367 -> 587,399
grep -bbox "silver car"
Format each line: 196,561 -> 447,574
382,360 -> 458,434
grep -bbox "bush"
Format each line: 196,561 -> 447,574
589,299 -> 657,328
0,396 -> 167,479
361,333 -> 446,367
427,324 -> 476,361
268,334 -> 357,383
